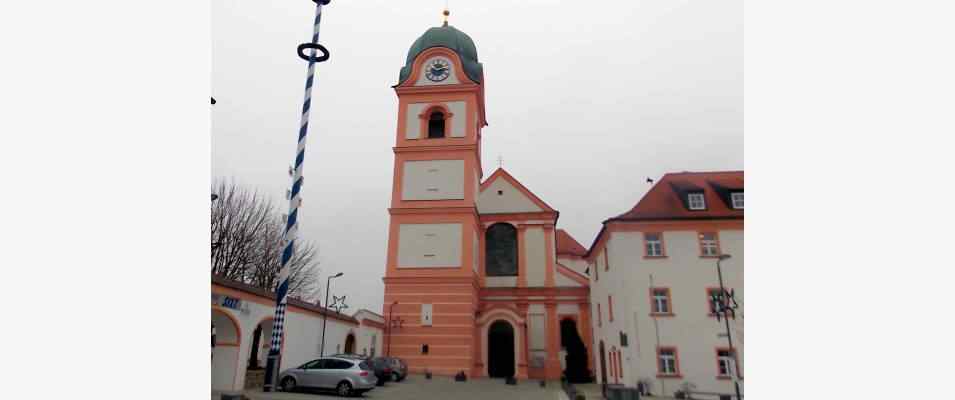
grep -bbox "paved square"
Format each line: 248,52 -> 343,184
215,375 -> 565,400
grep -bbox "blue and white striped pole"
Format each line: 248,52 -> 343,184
263,0 -> 331,392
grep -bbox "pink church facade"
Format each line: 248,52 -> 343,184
380,23 -> 593,381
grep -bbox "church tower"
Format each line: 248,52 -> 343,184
381,20 -> 487,377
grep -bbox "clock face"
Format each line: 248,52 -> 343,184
425,59 -> 451,82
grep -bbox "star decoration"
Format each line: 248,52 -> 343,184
330,295 -> 348,314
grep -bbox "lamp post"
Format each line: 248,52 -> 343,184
387,301 -> 398,356
715,254 -> 742,400
320,272 -> 343,357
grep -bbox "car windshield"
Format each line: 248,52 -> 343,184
358,361 -> 373,371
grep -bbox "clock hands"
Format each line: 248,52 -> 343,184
426,60 -> 450,82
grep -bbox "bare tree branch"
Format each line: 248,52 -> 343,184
211,179 -> 320,301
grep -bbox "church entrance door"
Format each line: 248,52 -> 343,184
487,320 -> 515,378
560,318 -> 590,383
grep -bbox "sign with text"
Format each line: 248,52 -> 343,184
212,293 -> 250,314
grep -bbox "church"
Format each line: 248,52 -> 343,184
380,20 -> 594,381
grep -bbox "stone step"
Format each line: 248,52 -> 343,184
573,383 -> 606,400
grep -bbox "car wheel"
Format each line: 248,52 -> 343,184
337,381 -> 352,397
391,372 -> 400,382
281,377 -> 296,392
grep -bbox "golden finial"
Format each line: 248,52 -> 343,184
442,8 -> 450,26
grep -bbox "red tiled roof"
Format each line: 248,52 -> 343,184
585,171 -> 743,257
610,171 -> 744,221
556,229 -> 587,256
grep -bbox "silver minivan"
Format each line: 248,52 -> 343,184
278,357 -> 377,396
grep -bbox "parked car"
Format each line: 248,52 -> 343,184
331,354 -> 392,386
378,356 -> 407,382
371,357 -> 392,386
278,357 -> 377,396
330,353 -> 365,359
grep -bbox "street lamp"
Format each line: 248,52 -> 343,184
715,254 -> 742,400
320,272 -> 344,357
387,301 -> 398,356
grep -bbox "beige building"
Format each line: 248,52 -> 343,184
586,171 -> 743,397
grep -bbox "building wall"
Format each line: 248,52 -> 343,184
524,227 -> 546,286
589,223 -> 743,397
396,223 -> 463,268
357,325 -> 383,358
559,256 -> 589,276
382,279 -> 478,376
485,276 -> 517,287
555,270 -> 583,287
527,304 -> 547,369
476,178 -> 544,214
400,160 -> 466,200
354,310 -> 386,358
211,285 -> 363,392
212,309 -> 240,390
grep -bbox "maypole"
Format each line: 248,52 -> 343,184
263,0 -> 332,392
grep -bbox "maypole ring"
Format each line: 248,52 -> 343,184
297,43 -> 330,62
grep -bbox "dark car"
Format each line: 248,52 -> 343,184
378,357 -> 407,382
331,354 -> 393,386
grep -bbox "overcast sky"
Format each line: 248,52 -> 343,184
212,0 -> 742,314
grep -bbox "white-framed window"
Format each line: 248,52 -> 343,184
731,192 -> 744,209
658,348 -> 678,375
699,232 -> 719,257
688,192 -> 706,210
645,233 -> 664,257
717,349 -> 735,377
651,288 -> 671,314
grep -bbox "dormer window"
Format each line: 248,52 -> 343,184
731,192 -> 744,209
688,192 -> 706,210
427,110 -> 446,138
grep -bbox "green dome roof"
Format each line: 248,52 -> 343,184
397,24 -> 483,85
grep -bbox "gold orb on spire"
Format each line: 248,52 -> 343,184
442,8 -> 450,26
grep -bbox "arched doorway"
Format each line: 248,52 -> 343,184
247,319 -> 273,370
560,318 -> 590,383
599,340 -> 607,385
488,320 -> 515,378
212,308 -> 240,391
344,333 -> 356,354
